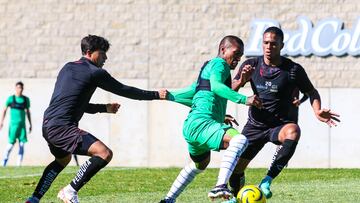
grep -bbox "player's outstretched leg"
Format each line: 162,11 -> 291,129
58,139 -> 111,203
25,156 -> 70,203
58,155 -> 109,203
208,134 -> 248,200
160,161 -> 205,203
260,139 -> 298,199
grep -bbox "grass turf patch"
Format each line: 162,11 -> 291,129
1,167 -> 360,202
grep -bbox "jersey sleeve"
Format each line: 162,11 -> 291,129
5,96 -> 11,107
85,103 -> 107,114
93,69 -> 160,100
209,59 -> 247,104
25,96 -> 30,108
295,65 -> 315,94
167,82 -> 196,107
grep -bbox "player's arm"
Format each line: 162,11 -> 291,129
85,103 -> 121,114
25,97 -> 32,133
0,106 -> 8,130
224,114 -> 239,127
297,66 -> 340,126
167,82 -> 196,107
293,94 -> 309,107
25,108 -> 32,133
94,69 -> 167,100
209,61 -> 261,108
232,60 -> 255,91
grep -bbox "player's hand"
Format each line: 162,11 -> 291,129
0,122 -> 3,130
29,125 -> 32,133
315,109 -> 340,127
158,89 -> 168,100
292,97 -> 301,107
239,64 -> 254,86
224,114 -> 239,127
246,95 -> 263,109
106,103 -> 121,114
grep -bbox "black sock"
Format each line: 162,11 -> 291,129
229,172 -> 245,196
70,156 -> 108,191
267,139 -> 298,178
32,160 -> 65,199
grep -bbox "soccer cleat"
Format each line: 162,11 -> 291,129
259,178 -> 273,199
57,187 -> 79,203
25,196 -> 39,203
159,197 -> 176,203
208,184 -> 233,200
221,196 -> 237,203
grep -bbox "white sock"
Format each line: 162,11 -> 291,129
2,143 -> 14,166
216,135 -> 248,186
17,142 -> 25,166
166,162 -> 203,200
64,184 -> 77,194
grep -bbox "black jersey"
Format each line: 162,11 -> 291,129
235,56 -> 314,127
43,57 -> 159,127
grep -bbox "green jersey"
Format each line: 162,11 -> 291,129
168,57 -> 247,155
5,95 -> 30,125
170,57 -> 247,121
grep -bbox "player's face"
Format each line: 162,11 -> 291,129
15,85 -> 23,95
90,50 -> 107,68
223,44 -> 244,70
262,32 -> 283,60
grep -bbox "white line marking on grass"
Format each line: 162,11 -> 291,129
0,167 -> 137,179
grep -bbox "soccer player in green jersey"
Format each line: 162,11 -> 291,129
0,81 -> 32,166
160,36 -> 262,202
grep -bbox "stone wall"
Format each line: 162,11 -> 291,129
0,0 -> 359,88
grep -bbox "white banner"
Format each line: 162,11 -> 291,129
245,16 -> 360,57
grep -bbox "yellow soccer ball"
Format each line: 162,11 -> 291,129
237,185 -> 266,203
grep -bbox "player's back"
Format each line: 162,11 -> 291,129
43,58 -> 100,127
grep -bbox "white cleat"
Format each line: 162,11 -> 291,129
57,187 -> 79,203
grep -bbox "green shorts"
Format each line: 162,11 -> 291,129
183,116 -> 240,156
8,123 -> 27,144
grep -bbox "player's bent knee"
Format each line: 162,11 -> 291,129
102,148 -> 113,162
285,124 -> 301,141
93,147 -> 113,162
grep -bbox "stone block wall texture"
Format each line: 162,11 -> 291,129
0,0 -> 359,88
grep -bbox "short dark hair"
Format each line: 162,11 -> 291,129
81,35 -> 110,55
16,81 -> 24,87
264,26 -> 284,42
218,35 -> 244,54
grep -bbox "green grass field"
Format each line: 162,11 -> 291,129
1,167 -> 360,203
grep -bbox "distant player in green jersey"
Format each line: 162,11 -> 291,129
0,81 -> 32,166
160,36 -> 262,202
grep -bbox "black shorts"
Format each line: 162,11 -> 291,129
240,122 -> 285,160
43,125 -> 98,159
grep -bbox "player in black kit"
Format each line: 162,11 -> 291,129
227,27 -> 340,200
26,35 -> 167,203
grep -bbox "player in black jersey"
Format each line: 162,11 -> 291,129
25,35 -> 167,203
228,27 -> 340,200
